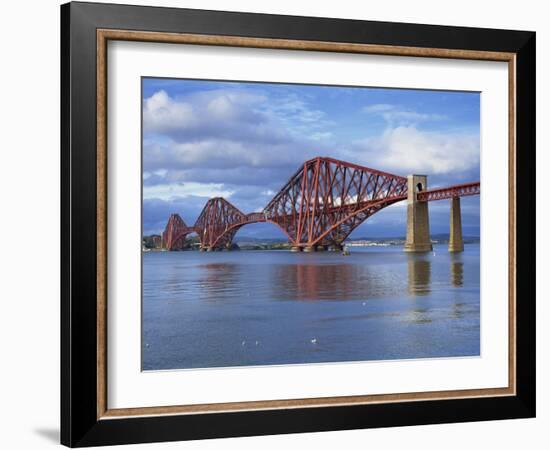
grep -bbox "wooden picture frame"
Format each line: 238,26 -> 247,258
61,1 -> 535,447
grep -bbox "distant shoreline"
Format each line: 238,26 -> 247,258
143,235 -> 480,252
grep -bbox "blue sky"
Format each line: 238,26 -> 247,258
142,78 -> 480,238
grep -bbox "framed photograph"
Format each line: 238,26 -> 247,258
61,1 -> 535,447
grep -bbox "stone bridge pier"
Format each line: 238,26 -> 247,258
404,175 -> 465,253
448,197 -> 464,252
404,175 -> 433,252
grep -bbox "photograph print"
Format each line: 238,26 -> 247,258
141,77 -> 481,371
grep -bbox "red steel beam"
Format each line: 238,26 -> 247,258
159,157 -> 480,250
417,181 -> 480,202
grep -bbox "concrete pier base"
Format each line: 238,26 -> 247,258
331,244 -> 344,252
316,245 -> 327,252
290,246 -> 302,252
448,197 -> 464,252
303,246 -> 316,252
404,175 -> 433,253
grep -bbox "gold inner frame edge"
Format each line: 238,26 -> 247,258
96,29 -> 517,420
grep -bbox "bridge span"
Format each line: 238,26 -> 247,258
161,156 -> 480,253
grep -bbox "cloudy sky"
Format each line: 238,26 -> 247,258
142,78 -> 480,238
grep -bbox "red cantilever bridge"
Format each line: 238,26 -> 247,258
162,156 -> 480,252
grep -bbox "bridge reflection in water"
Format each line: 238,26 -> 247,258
450,253 -> 464,287
142,246 -> 480,370
274,264 -> 358,301
407,254 -> 432,296
406,253 -> 465,295
271,263 -> 403,301
182,256 -> 469,301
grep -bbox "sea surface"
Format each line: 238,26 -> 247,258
142,243 -> 480,370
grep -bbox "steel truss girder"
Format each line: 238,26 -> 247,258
160,157 -> 480,251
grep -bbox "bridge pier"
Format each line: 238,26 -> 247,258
404,175 -> 433,253
303,246 -> 316,252
290,246 -> 302,252
448,197 -> 464,252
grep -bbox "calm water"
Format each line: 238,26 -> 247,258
142,244 -> 480,370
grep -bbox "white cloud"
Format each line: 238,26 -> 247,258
145,138 -> 320,173
310,131 -> 333,141
143,89 -> 272,139
202,90 -> 265,121
141,90 -> 333,185
143,181 -> 234,201
142,89 -> 478,206
352,125 -> 479,175
362,104 -> 395,113
362,103 -> 446,125
265,94 -> 332,135
269,96 -> 324,122
143,90 -> 197,133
